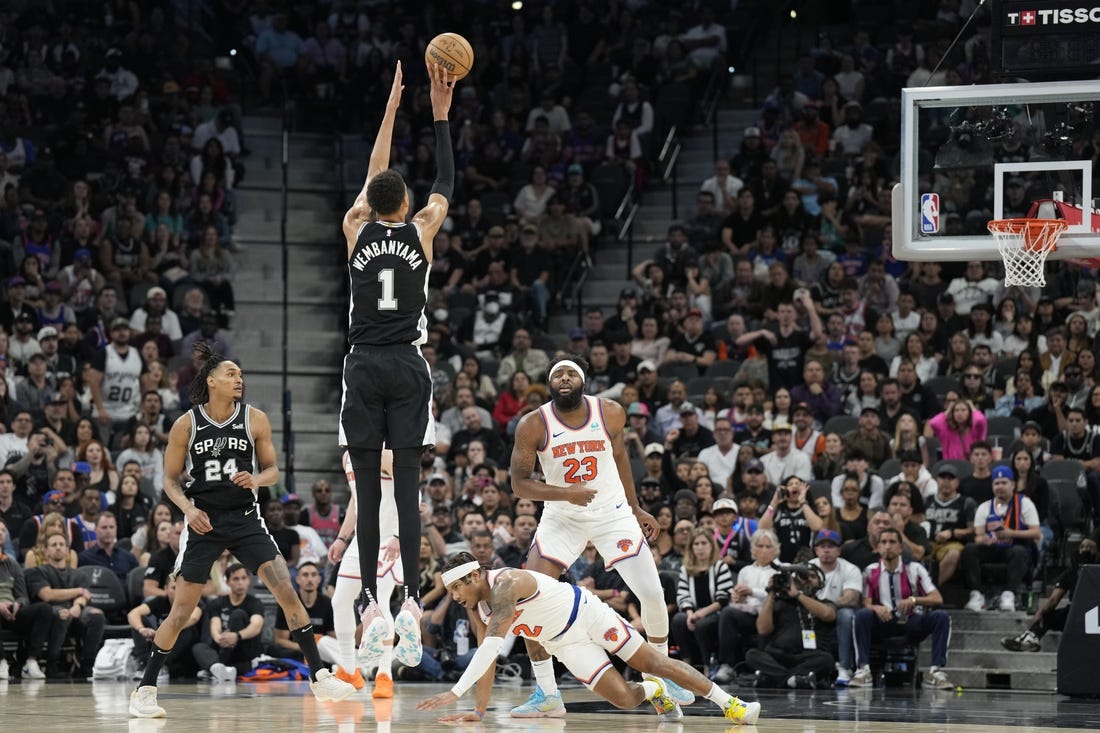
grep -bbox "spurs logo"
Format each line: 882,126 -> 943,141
616,539 -> 633,553
211,437 -> 227,457
604,627 -> 619,642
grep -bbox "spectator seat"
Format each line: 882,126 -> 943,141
824,415 -> 858,436
74,565 -> 132,638
986,416 -> 1022,439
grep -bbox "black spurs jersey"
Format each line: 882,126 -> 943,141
347,220 -> 429,346
185,402 -> 258,511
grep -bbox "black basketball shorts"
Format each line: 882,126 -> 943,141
339,344 -> 435,450
174,505 -> 281,584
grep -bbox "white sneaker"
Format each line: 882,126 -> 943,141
923,667 -> 955,689
965,590 -> 985,612
210,663 -> 237,682
129,685 -> 167,718
714,663 -> 734,684
835,667 -> 852,686
998,591 -> 1016,612
22,659 -> 45,680
393,599 -> 423,667
848,666 -> 873,687
310,667 -> 357,702
0,659 -> 8,680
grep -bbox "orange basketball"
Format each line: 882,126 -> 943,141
425,32 -> 474,81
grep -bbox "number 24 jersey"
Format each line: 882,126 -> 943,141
185,402 -> 258,511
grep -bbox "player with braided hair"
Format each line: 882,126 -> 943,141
129,344 -> 355,718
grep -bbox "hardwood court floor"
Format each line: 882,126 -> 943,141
2,678 -> 1099,732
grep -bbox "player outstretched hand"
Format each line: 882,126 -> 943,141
386,60 -> 404,111
416,690 -> 458,711
327,539 -> 346,564
427,59 -> 455,117
381,536 -> 400,563
184,505 -> 212,534
436,711 -> 484,723
634,506 -> 660,541
231,471 -> 260,491
567,483 -> 599,507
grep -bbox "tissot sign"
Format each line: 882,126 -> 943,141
992,0 -> 1100,77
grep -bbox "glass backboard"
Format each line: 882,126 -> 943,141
892,79 -> 1100,262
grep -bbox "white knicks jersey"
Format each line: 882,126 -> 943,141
535,395 -> 625,516
477,568 -> 584,643
342,451 -> 398,537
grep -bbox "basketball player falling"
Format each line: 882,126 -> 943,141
129,344 -> 355,718
326,450 -> 402,697
338,60 -> 454,669
506,355 -> 695,717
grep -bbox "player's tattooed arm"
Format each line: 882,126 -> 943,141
510,412 -> 596,506
485,572 -> 519,639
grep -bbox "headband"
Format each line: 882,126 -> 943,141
441,561 -> 482,587
549,359 -> 586,385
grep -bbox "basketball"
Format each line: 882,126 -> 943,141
425,32 -> 473,81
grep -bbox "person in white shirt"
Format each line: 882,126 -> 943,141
699,159 -> 744,215
696,417 -> 739,492
945,261 -> 1001,316
760,422 -> 813,486
962,465 -> 1041,612
809,529 -> 863,685
716,528 -> 779,679
128,286 -> 183,342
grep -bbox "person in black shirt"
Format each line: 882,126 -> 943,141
667,309 -> 717,377
895,360 -> 940,422
142,519 -> 182,599
263,499 -> 301,567
510,224 -> 553,326
841,508 -> 894,571
759,477 -> 824,563
607,336 -> 642,387
769,295 -> 824,390
191,563 -> 266,679
667,402 -> 716,458
272,561 -> 338,665
127,578 -> 202,678
1050,407 -> 1100,521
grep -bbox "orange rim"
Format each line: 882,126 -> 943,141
988,218 -> 1067,253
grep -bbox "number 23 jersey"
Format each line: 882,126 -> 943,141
184,402 -> 258,511
535,394 -> 624,518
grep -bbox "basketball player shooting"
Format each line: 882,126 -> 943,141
339,60 -> 454,669
507,355 -> 695,717
129,344 -> 354,718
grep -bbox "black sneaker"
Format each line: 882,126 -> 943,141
1001,631 -> 1041,652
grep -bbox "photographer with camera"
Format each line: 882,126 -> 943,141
759,476 -> 823,562
849,527 -> 955,689
746,560 -> 836,688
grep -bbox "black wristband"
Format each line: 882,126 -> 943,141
430,120 -> 454,200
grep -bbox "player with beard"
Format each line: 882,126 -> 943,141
506,355 -> 695,718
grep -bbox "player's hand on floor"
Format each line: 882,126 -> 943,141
437,711 -> 483,723
416,690 -> 458,711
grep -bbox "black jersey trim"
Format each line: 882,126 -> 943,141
198,402 -> 241,429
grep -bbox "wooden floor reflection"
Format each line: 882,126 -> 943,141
1,678 -> 1097,732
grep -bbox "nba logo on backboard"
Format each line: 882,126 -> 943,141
920,193 -> 940,234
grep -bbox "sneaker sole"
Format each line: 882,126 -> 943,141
128,707 -> 167,719
663,680 -> 695,705
312,681 -> 358,702
510,702 -> 567,718
358,616 -> 390,666
393,610 -> 422,667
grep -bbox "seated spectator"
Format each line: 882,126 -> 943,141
959,441 -> 994,504
279,494 -> 327,567
848,528 -> 955,689
672,528 -> 733,672
0,520 -> 58,679
747,556 -> 837,688
497,513 -> 537,568
885,488 -> 930,562
129,286 -> 183,343
110,473 -> 153,540
262,500 -> 300,567
829,448 -> 885,508
143,518 -> 183,598
841,508 -> 896,570
77,511 -> 139,584
115,422 -> 165,492
963,466 -> 1041,612
835,474 -> 869,542
717,528 -> 780,677
26,532 -> 104,678
192,563 -> 265,681
1002,532 -> 1100,652
189,226 -> 236,322
23,508 -> 81,569
271,561 -> 337,664
0,468 -> 32,552
128,577 -> 202,681
760,476 -> 823,562
924,464 -> 976,588
809,529 -> 863,685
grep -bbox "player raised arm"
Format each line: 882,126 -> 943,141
343,61 -> 405,245
510,411 -> 597,507
411,60 -> 456,257
162,413 -> 211,535
603,398 -> 659,540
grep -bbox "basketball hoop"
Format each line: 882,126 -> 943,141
987,218 -> 1068,287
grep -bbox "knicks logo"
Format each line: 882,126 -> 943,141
616,539 -> 633,553
604,627 -> 619,643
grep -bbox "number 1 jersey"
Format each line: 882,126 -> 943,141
185,402 -> 259,511
535,395 -> 624,518
347,220 -> 429,347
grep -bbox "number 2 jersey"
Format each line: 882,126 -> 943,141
535,394 -> 625,519
476,568 -> 583,644
184,402 -> 258,512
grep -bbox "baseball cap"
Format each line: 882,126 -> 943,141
280,493 -> 302,505
432,504 -> 451,515
899,449 -> 922,464
860,405 -> 879,416
620,287 -> 638,299
627,402 -> 650,417
568,326 -> 586,340
641,476 -> 662,488
792,402 -> 812,415
44,490 -> 66,505
1022,420 -> 1042,434
814,529 -> 842,546
147,286 -> 167,300
682,308 -> 704,320
428,473 -> 448,484
744,458 -> 764,473
936,464 -> 959,478
771,419 -> 792,432
678,401 -> 696,415
74,248 -> 92,263
28,352 -> 46,363
644,442 -> 665,456
48,392 -> 65,404
638,359 -> 657,373
110,317 -> 130,330
567,163 -> 583,175
37,326 -> 58,340
488,225 -> 505,237
992,465 -> 1015,481
72,461 -> 92,475
674,489 -> 698,505
712,497 -> 738,513
744,126 -> 761,138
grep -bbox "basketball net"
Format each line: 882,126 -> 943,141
987,218 -> 1067,288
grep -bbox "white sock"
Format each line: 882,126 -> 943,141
705,682 -> 734,708
531,658 -> 558,696
641,679 -> 660,700
332,575 -> 360,672
378,646 -> 393,677
650,639 -> 669,656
